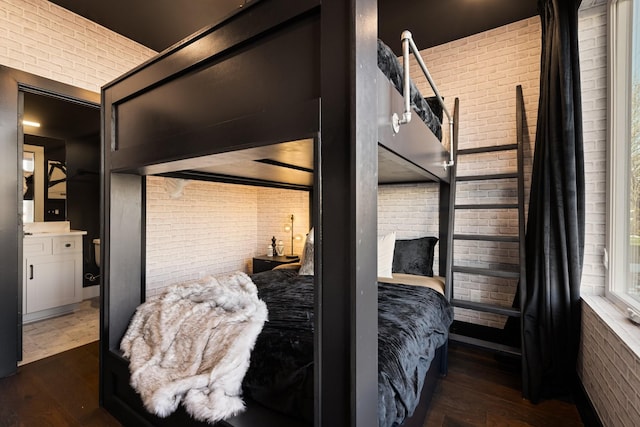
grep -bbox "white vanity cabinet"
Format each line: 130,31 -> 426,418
23,231 -> 86,323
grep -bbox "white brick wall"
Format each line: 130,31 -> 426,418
413,18 -> 540,158
0,0 -> 156,93
145,177 -> 310,297
579,299 -> 640,427
578,0 -> 608,297
378,183 -> 440,273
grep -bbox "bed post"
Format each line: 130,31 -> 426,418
439,177 -> 451,377
318,0 -> 378,426
439,97 -> 459,376
101,173 -> 144,353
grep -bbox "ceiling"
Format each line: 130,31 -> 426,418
23,92 -> 100,140
48,0 -> 538,54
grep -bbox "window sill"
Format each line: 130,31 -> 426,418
582,295 -> 640,359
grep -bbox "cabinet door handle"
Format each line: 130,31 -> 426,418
65,243 -> 71,248
29,265 -> 33,280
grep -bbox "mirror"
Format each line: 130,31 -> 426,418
22,136 -> 66,223
48,160 -> 67,199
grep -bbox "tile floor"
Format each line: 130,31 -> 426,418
19,297 -> 100,366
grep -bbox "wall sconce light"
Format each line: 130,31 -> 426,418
163,178 -> 188,199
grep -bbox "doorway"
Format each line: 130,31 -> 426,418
19,90 -> 101,365
0,66 -> 101,378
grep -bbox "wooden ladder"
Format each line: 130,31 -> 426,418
445,85 -> 527,360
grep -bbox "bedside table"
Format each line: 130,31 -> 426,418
252,255 -> 299,274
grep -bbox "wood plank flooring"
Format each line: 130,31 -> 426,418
0,341 -> 120,427
425,344 -> 585,426
0,341 -> 585,426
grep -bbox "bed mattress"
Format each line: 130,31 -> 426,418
243,269 -> 453,427
377,39 -> 443,141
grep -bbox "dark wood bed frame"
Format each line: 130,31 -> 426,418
99,1 -> 458,426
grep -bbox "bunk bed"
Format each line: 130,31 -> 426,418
100,1 -> 459,426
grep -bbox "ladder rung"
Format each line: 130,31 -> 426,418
451,299 -> 521,317
453,234 -> 519,243
455,203 -> 519,210
449,333 -> 521,357
457,173 -> 518,181
452,265 -> 519,279
457,144 -> 519,155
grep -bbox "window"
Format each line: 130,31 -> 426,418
608,0 -> 640,312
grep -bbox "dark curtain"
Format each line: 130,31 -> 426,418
523,0 -> 584,403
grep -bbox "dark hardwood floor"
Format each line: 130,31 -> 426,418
0,341 -> 120,427
0,341 -> 584,427
425,344 -> 584,426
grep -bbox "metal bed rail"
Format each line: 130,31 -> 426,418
393,30 -> 455,169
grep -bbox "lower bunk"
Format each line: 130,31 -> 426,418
103,270 -> 453,427
103,347 -> 447,427
103,346 -> 447,427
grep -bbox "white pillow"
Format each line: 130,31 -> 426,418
377,232 -> 396,278
298,228 -> 315,275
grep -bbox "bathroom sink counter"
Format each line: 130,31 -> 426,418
22,230 -> 87,323
24,230 -> 87,238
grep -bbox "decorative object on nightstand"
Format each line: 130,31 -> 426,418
271,236 -> 276,257
276,240 -> 285,256
283,214 -> 303,258
252,255 -> 299,274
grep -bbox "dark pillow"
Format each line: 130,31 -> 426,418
392,237 -> 438,277
425,96 -> 444,124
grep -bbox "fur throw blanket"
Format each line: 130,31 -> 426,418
120,272 -> 268,423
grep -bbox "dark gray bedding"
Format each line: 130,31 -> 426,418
243,269 -> 453,427
377,39 -> 443,141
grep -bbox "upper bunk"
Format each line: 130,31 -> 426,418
102,0 -> 455,187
